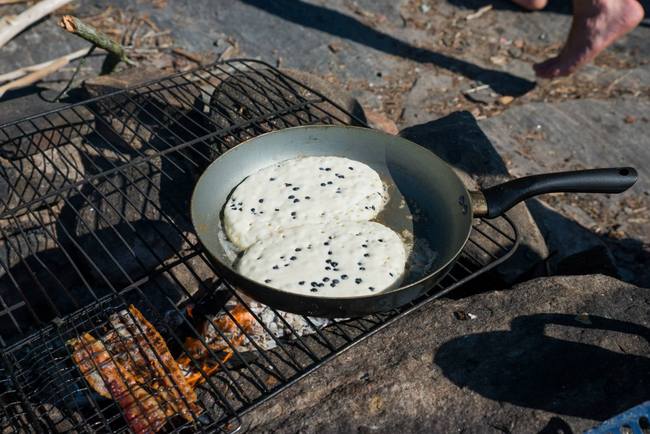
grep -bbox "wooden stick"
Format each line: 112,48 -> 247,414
0,0 -> 30,5
59,15 -> 136,66
0,0 -> 71,48
172,47 -> 203,64
0,47 -> 91,83
0,56 -> 68,97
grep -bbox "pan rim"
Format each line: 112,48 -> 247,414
190,124 -> 474,301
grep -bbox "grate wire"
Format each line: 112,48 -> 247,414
0,59 -> 518,433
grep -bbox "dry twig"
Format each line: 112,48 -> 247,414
466,4 -> 493,20
0,56 -> 68,97
0,47 -> 91,83
0,0 -> 71,48
0,0 -> 30,5
172,47 -> 203,64
59,15 -> 134,64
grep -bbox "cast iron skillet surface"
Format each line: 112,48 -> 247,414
191,125 -> 637,317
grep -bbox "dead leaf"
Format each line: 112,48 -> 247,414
489,55 -> 508,66
364,109 -> 398,135
498,96 -> 514,105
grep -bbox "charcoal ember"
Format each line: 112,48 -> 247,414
0,144 -> 85,216
203,68 -> 366,161
66,155 -> 192,286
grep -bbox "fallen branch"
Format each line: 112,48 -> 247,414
466,4 -> 493,20
59,15 -> 136,72
0,56 -> 68,97
0,0 -> 71,48
172,47 -> 203,64
0,0 -> 30,5
0,46 -> 91,83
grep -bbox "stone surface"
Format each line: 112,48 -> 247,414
59,155 -> 193,286
479,98 -> 650,287
400,111 -> 549,284
0,143 -> 85,215
244,274 -> 650,433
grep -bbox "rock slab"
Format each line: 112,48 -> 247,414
244,274 -> 650,433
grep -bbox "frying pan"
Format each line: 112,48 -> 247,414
191,125 -> 637,317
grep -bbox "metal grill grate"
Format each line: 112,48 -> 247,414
0,59 -> 518,433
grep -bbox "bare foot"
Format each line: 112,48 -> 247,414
511,0 -> 548,11
534,0 -> 644,78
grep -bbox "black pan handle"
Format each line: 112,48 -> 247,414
472,167 -> 638,218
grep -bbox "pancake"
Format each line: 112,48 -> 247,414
236,221 -> 406,297
223,156 -> 386,250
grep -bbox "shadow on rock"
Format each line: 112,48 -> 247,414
539,417 -> 574,434
435,313 -> 650,420
241,0 -> 535,96
446,0 -> 571,14
401,111 -> 548,287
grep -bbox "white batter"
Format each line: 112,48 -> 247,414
223,156 -> 387,250
236,221 -> 406,297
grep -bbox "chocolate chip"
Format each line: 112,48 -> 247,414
272,265 -> 279,270
355,278 -> 362,284
310,288 -> 318,292
285,183 -> 292,187
290,256 -> 297,261
258,198 -> 264,203
364,253 -> 370,257
323,277 -> 330,282
299,281 -> 305,285
288,195 -> 295,199
264,279 -> 272,283
320,183 -> 326,187
341,274 -> 348,280
269,177 -> 276,181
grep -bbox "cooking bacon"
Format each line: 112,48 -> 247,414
104,305 -> 201,422
69,333 -> 167,434
69,306 -> 201,432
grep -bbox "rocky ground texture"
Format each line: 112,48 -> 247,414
1,0 -> 649,432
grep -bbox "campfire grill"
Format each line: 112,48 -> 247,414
0,59 -> 519,433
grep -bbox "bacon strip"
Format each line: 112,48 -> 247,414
104,306 -> 201,421
69,333 -> 167,434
